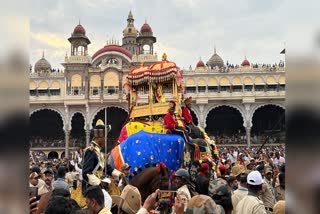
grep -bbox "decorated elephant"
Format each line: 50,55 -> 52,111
109,130 -> 218,177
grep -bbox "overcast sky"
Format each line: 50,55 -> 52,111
28,0 -> 317,70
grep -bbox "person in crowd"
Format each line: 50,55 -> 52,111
232,173 -> 248,210
44,196 -> 75,214
52,188 -> 71,198
31,166 -> 45,188
234,170 -> 267,214
230,164 -> 246,181
84,186 -> 112,214
273,200 -> 285,214
100,177 -> 112,210
118,163 -> 131,191
73,160 -> 83,190
226,176 -> 238,194
275,172 -> 285,201
111,184 -> 143,214
136,189 -> 160,214
195,163 -> 210,196
187,194 -> 224,214
218,165 -> 228,181
182,97 -> 202,138
65,164 -> 77,190
53,166 -> 69,191
256,165 -> 275,213
30,172 -> 41,189
164,101 -> 190,143
51,164 -> 58,180
264,166 -> 275,197
227,148 -> 238,164
272,151 -> 285,166
82,119 -> 121,195
210,182 -> 232,214
173,168 -> 192,212
38,169 -> 54,195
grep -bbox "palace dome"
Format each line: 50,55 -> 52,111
207,48 -> 224,68
241,58 -> 250,66
73,24 -> 86,34
196,59 -> 205,68
140,23 -> 152,33
34,53 -> 51,72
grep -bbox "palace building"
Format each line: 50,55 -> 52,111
29,11 -> 285,159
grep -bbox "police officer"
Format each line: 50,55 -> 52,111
82,119 -> 121,195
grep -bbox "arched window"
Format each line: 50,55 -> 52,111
71,74 -> 82,95
143,44 -> 150,54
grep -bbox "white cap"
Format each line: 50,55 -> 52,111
87,174 -> 101,186
247,171 -> 264,185
101,177 -> 111,184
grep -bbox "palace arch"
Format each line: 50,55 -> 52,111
91,107 -> 129,151
205,105 -> 245,143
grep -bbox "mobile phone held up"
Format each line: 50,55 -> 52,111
29,187 -> 38,198
157,190 -> 177,204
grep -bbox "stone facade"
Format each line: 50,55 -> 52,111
30,12 -> 285,158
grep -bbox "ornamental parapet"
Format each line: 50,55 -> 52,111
64,55 -> 91,63
132,54 -> 158,63
29,72 -> 64,78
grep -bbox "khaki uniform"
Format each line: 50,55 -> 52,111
234,195 -> 267,214
38,184 -> 53,195
35,179 -> 45,189
232,188 -> 248,211
274,185 -> 285,201
259,183 -> 275,214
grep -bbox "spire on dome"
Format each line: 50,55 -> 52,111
128,10 -> 133,19
127,10 -> 134,22
214,44 -> 216,54
42,50 -> 44,58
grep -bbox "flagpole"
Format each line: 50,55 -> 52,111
105,107 -> 108,175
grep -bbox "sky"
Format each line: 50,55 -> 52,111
28,0 -> 317,70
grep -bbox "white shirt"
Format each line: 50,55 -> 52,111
272,156 -> 285,166
172,185 -> 191,213
228,151 -> 238,163
102,189 -> 112,210
74,163 -> 83,180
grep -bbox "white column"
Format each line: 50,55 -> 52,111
65,129 -> 70,159
86,129 -> 91,147
246,127 -> 251,147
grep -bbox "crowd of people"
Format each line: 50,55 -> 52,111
226,60 -> 285,70
29,98 -> 285,213
211,134 -> 283,145
29,143 -> 285,214
30,136 -> 86,148
30,151 -> 48,162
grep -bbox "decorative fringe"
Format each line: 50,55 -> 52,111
194,144 -> 200,161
